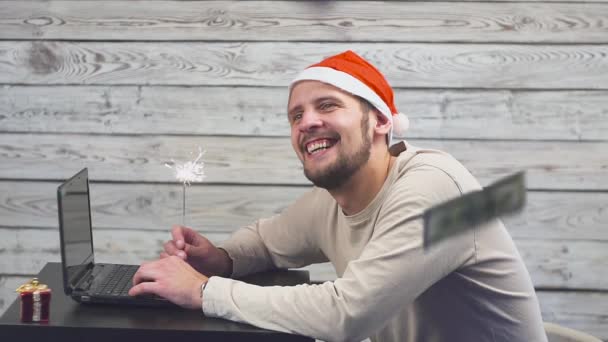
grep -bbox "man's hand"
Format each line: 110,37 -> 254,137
161,225 -> 233,277
128,255 -> 207,310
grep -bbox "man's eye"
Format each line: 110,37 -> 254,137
319,102 -> 336,111
290,113 -> 303,122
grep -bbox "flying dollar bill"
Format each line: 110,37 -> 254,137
423,171 -> 526,249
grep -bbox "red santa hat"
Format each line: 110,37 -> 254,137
289,50 -> 409,146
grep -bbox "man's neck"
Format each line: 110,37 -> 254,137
329,151 -> 395,216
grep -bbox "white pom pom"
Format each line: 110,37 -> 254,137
392,112 -> 409,137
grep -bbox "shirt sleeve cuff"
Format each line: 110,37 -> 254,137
202,276 -> 231,317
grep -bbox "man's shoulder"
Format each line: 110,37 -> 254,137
396,143 -> 461,173
394,142 -> 482,194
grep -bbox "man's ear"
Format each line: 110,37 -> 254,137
373,110 -> 392,136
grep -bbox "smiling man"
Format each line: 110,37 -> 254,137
130,50 -> 547,342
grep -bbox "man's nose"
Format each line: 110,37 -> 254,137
297,110 -> 323,132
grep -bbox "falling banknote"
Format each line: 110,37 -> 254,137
423,171 -> 526,250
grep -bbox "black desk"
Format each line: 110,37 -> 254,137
0,262 -> 313,341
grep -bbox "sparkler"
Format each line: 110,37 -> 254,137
165,147 -> 206,226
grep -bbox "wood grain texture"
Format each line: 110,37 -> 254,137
0,182 -> 306,232
0,134 -> 607,190
0,0 -> 605,336
518,239 -> 608,290
0,227 -> 606,290
2,42 -> 608,88
2,86 -> 608,141
506,191 -> 608,241
538,291 -> 608,340
1,181 -> 607,241
0,228 -> 228,276
0,275 -> 32,316
2,1 -> 608,43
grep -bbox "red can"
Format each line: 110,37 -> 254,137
15,278 -> 51,323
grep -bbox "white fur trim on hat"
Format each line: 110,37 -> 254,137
291,66 -> 407,145
291,67 -> 392,118
392,112 -> 409,137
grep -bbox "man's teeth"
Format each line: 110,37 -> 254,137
307,141 -> 331,154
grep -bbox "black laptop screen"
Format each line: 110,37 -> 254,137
58,168 -> 94,289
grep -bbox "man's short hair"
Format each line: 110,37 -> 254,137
356,96 -> 374,114
356,95 -> 392,145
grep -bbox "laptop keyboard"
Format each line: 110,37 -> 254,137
95,265 -> 139,297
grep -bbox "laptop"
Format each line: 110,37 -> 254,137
57,168 -> 173,307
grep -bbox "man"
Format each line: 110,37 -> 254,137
129,50 -> 547,341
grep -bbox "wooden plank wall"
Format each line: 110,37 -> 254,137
0,1 -> 607,338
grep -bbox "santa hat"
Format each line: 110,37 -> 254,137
289,50 -> 409,146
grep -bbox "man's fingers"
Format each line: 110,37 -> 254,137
128,256 -> 207,309
171,225 -> 186,250
182,226 -> 201,245
183,243 -> 201,259
163,240 -> 181,255
132,263 -> 158,285
163,242 -> 187,259
163,240 -> 187,259
132,269 -> 145,285
129,281 -> 159,297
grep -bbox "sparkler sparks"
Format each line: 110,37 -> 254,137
165,148 -> 206,225
165,148 -> 206,185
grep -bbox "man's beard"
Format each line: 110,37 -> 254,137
303,115 -> 372,190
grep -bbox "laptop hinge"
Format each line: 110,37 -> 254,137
72,264 -> 96,292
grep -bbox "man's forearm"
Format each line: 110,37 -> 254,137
219,226 -> 277,278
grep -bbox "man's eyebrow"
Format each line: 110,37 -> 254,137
314,96 -> 342,105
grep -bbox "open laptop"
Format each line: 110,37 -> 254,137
57,168 -> 173,307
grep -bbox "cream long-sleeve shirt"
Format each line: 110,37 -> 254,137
203,142 -> 547,342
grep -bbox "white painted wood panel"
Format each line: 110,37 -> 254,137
2,42 -> 608,88
0,275 -> 32,315
1,182 -> 607,241
538,291 -> 608,340
2,86 -> 608,141
1,1 -> 608,43
1,0 -> 605,337
0,182 -> 303,232
1,134 -> 607,190
0,228 -> 606,290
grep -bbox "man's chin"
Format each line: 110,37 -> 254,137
302,155 -> 331,172
304,168 -> 344,190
